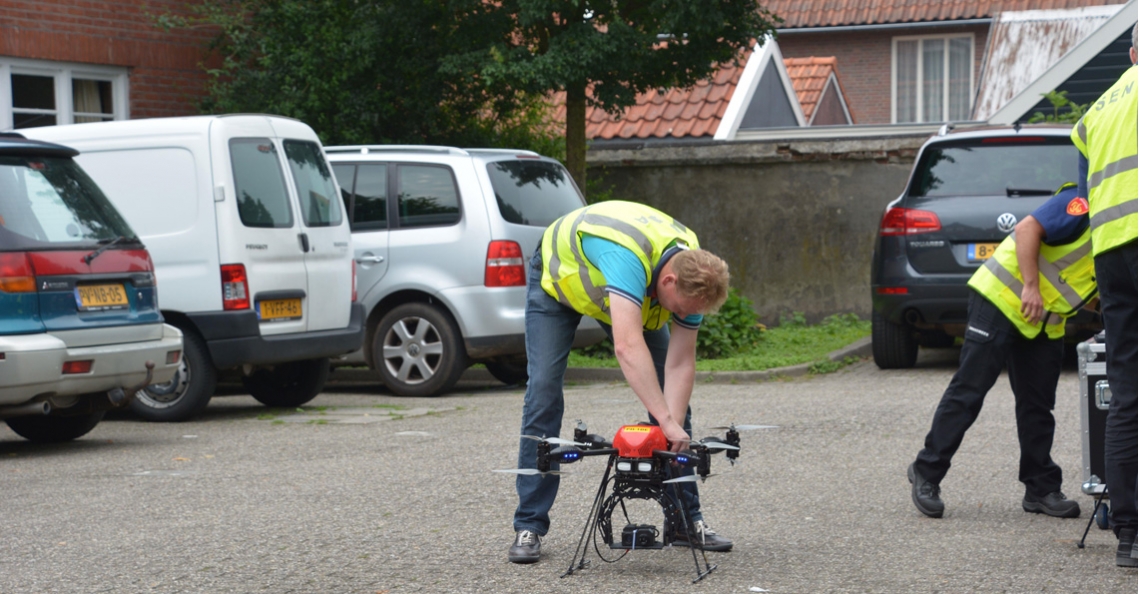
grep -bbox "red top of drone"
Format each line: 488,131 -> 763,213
612,424 -> 668,458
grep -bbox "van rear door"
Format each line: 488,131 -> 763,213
211,118 -> 310,335
280,137 -> 353,332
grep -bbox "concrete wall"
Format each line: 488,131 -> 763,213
587,136 -> 928,324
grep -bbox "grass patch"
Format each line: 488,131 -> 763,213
568,313 -> 870,372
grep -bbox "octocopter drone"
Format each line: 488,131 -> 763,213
497,420 -> 775,582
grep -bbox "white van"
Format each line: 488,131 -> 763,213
24,115 -> 364,421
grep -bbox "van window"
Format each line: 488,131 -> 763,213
486,160 -> 584,227
230,138 -> 293,228
284,140 -> 343,228
397,165 -> 459,228
0,156 -> 134,248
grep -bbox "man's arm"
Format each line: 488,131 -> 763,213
663,324 -> 698,435
1014,215 -> 1047,325
609,297 -> 690,451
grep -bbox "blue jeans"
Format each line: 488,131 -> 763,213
513,249 -> 702,535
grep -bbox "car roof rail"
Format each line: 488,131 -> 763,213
465,148 -> 542,157
324,145 -> 470,156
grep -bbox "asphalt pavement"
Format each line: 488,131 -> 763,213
0,346 -> 1135,594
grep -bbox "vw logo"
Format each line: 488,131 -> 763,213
997,213 -> 1018,233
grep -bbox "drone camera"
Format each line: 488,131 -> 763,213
615,459 -> 656,474
621,524 -> 659,549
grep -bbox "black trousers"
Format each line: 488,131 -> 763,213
1095,241 -> 1138,536
915,291 -> 1064,496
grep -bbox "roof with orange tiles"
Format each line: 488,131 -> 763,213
764,0 -> 1120,28
552,52 -> 849,140
783,56 -> 850,123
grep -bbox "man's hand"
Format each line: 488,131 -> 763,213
660,418 -> 691,453
1020,284 -> 1044,325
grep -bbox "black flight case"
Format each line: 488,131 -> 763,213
1077,333 -> 1112,531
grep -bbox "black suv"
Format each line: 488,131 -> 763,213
870,124 -> 1101,368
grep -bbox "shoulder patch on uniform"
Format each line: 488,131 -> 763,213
1066,197 -> 1089,216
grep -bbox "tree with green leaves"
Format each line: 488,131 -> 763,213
449,0 -> 778,187
162,0 -> 560,153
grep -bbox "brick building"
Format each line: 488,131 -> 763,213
0,0 -> 212,131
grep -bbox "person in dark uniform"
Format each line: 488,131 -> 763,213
908,183 -> 1098,519
1070,24 -> 1138,567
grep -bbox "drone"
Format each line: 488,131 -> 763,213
497,420 -> 775,582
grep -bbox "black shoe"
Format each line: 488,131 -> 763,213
671,519 -> 733,552
908,462 -> 944,518
1022,491 -> 1080,518
508,529 -> 541,564
1117,528 -> 1138,568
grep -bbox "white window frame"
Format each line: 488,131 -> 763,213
891,33 -> 974,124
0,57 -> 129,131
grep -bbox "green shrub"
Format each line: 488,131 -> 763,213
696,288 -> 765,359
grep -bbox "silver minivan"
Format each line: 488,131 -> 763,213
325,145 -> 604,396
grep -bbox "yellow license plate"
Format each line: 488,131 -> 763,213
968,242 -> 1000,261
76,284 -> 128,311
259,298 -> 302,321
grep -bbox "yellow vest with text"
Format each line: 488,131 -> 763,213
1071,65 -> 1138,256
540,201 -> 700,330
967,221 -> 1097,340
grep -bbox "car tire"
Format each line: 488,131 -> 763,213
5,410 -> 105,443
242,358 -> 330,408
130,328 -> 216,422
373,302 -> 468,397
485,360 -> 529,386
872,311 -> 918,369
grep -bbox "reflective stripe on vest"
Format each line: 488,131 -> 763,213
540,201 -> 700,330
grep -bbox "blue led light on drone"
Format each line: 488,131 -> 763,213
676,455 -> 689,465
562,451 -> 580,461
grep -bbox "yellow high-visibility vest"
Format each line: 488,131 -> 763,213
967,223 -> 1097,340
540,201 -> 700,330
1071,65 -> 1138,256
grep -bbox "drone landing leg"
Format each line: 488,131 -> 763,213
561,461 -> 613,578
668,482 -> 717,583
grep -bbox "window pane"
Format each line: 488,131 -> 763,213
0,156 -> 134,246
73,79 -> 114,123
331,163 -> 356,219
284,140 -> 342,228
922,39 -> 944,122
909,140 -> 1074,198
896,40 -> 918,123
12,74 -> 55,109
397,165 -> 459,228
13,113 -> 57,129
352,164 -> 388,231
230,139 -> 293,228
486,161 -> 584,227
948,37 -> 972,120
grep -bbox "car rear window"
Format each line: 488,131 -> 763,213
284,140 -> 343,228
908,137 -> 1075,198
230,138 -> 293,228
0,156 -> 134,248
486,160 -> 584,227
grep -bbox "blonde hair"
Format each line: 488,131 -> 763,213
671,249 -> 730,314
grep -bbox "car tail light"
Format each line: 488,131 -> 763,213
220,264 -> 250,310
351,260 -> 358,302
879,207 -> 942,236
485,240 -> 525,287
0,252 -> 35,293
876,287 -> 909,295
166,350 -> 181,364
62,360 -> 93,374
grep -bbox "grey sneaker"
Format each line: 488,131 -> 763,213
671,519 -> 733,552
908,462 -> 944,518
1022,491 -> 1080,518
1117,528 -> 1138,568
508,529 -> 541,564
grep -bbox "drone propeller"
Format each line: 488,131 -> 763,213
699,439 -> 740,451
707,423 -> 778,431
493,468 -> 568,476
521,435 -> 589,447
663,474 -> 716,484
